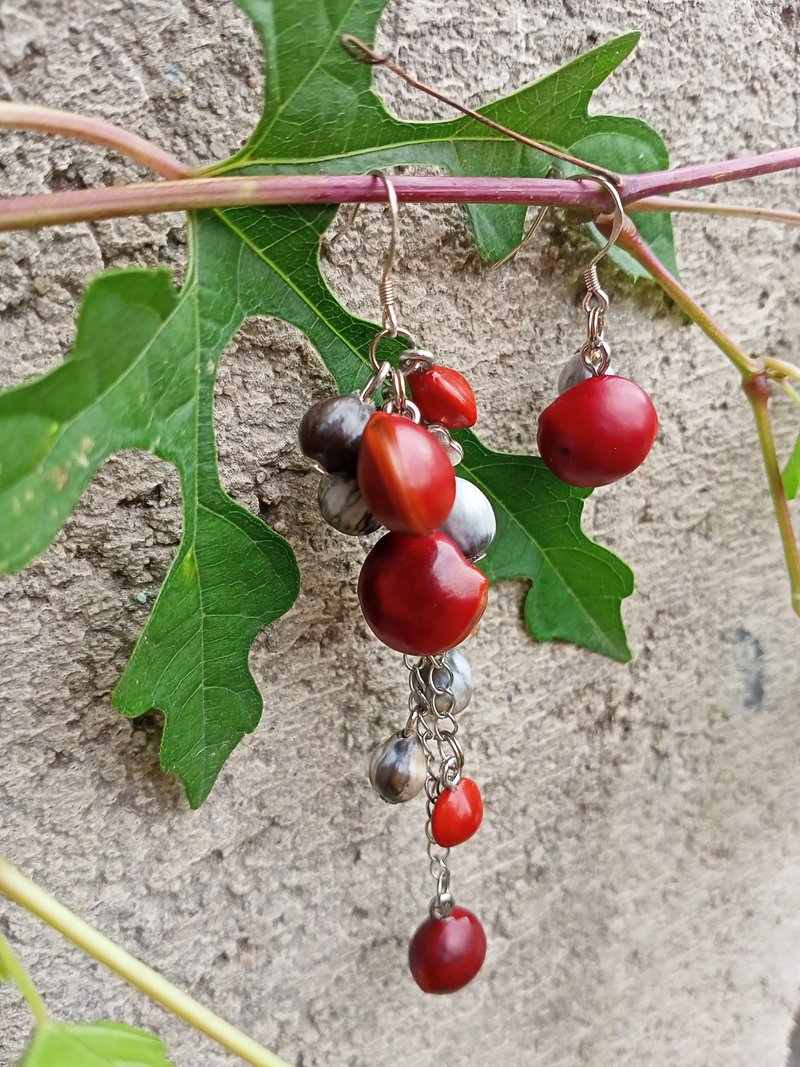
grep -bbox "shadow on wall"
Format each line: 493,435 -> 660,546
788,1009 -> 800,1066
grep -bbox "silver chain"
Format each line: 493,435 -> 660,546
404,654 -> 464,919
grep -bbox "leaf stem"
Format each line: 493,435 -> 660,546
615,220 -> 758,376
0,103 -> 191,180
339,34 -> 621,185
629,195 -> 800,227
743,375 -> 800,614
0,856 -> 294,1067
0,932 -> 51,1028
764,356 -> 800,383
616,220 -> 800,616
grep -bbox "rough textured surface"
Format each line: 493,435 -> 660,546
1,2 -> 800,1065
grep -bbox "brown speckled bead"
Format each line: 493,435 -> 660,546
299,392 -> 374,475
368,731 -> 426,804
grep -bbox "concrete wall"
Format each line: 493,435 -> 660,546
2,2 -> 800,1065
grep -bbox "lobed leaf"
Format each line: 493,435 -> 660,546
457,434 -> 633,662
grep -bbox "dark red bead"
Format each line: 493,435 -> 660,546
409,906 -> 487,994
537,374 -> 658,487
408,365 -> 478,429
357,412 -> 456,535
431,777 -> 483,847
357,532 -> 488,655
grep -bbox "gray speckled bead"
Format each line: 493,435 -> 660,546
557,352 -> 617,394
439,478 -> 496,561
318,475 -> 381,536
421,648 -> 472,715
369,732 -> 427,804
299,392 -> 374,475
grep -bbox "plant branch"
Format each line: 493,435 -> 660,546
0,174 -> 610,231
0,932 -> 50,1028
0,144 -> 797,233
0,103 -> 191,180
628,195 -> 800,227
615,219 -> 758,376
616,220 -> 800,616
0,855 -> 293,1067
624,147 -> 800,198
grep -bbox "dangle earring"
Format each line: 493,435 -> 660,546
299,172 -> 496,994
537,175 -> 659,488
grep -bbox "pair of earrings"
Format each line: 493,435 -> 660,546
298,173 -> 657,995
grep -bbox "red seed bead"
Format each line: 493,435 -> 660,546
409,906 -> 487,994
431,777 -> 483,848
408,365 -> 478,429
358,532 -> 488,656
357,412 -> 456,535
537,374 -> 658,488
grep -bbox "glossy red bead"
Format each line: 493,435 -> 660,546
431,777 -> 483,848
358,532 -> 489,655
537,374 -> 658,487
357,412 -> 456,535
408,906 -> 487,994
408,365 -> 478,429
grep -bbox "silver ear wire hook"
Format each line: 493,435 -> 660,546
491,204 -> 550,269
569,173 -> 626,376
572,173 -> 625,271
371,170 -> 401,336
328,171 -> 402,336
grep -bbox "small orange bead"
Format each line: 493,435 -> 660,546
408,365 -> 478,429
431,777 -> 483,847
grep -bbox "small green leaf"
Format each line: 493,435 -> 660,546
457,433 -> 634,662
783,432 -> 800,500
19,1021 -> 174,1067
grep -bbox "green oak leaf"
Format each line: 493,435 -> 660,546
456,433 -> 633,661
19,1021 -> 174,1067
782,432 -> 800,500
219,0 -> 675,276
0,246 -> 299,808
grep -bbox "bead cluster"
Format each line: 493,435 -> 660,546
299,346 -> 494,994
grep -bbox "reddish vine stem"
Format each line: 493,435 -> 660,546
616,220 -> 800,616
1,162 -> 800,233
0,174 -> 604,231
